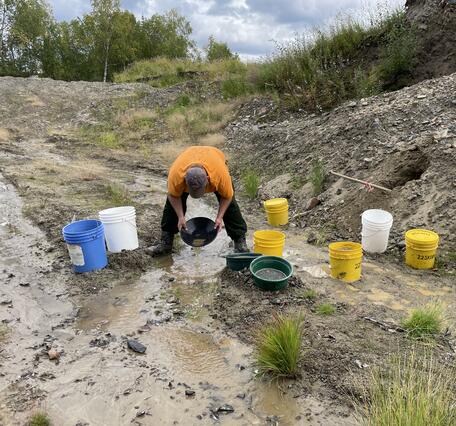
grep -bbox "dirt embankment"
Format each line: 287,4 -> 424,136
406,0 -> 456,81
225,73 -> 456,252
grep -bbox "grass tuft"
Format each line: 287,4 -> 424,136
104,183 -> 132,207
316,303 -> 335,315
401,303 -> 443,340
356,351 -> 456,426
27,412 -> 51,426
166,101 -> 236,141
302,289 -> 317,300
308,160 -> 326,196
242,170 -> 260,199
98,132 -> 120,149
255,314 -> 304,378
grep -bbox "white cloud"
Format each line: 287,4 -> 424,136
48,0 -> 405,58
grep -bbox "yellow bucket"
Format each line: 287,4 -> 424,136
253,230 -> 286,257
329,242 -> 363,283
405,229 -> 439,269
264,198 -> 289,226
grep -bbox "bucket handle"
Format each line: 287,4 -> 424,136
361,228 -> 390,238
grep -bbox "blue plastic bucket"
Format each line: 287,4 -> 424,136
62,220 -> 107,273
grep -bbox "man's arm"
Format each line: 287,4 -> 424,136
215,196 -> 232,232
168,194 -> 187,230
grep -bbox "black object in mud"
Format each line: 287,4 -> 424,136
180,217 -> 218,248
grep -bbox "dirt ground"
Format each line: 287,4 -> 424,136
0,76 -> 455,425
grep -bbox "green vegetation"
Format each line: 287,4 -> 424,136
302,289 -> 318,300
166,101 -> 236,141
1,2 -> 418,114
104,183 -> 132,206
221,78 -> 253,99
98,132 -> 120,149
308,160 -> 326,196
0,1 -> 194,81
27,412 -> 51,426
401,304 -> 443,340
256,10 -> 416,110
255,314 -> 304,378
205,36 -> 238,62
242,170 -> 260,199
114,57 -> 249,87
357,352 -> 456,426
434,251 -> 456,274
316,303 -> 336,315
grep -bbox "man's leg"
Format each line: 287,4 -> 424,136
214,192 -> 248,252
161,193 -> 189,234
147,193 -> 189,256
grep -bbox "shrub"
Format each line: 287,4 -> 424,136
242,170 -> 260,199
27,412 -> 51,426
255,9 -> 415,111
316,303 -> 335,315
221,78 -> 253,99
356,352 -> 456,426
401,303 -> 443,340
308,160 -> 325,196
374,12 -> 417,90
255,314 -> 304,378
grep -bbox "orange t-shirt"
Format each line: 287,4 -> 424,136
167,146 -> 234,199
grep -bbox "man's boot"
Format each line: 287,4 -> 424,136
233,235 -> 249,253
146,231 -> 174,256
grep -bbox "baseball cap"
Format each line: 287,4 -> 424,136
185,166 -> 208,198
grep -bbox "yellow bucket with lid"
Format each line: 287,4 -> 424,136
329,242 -> 363,282
253,230 -> 286,257
405,229 -> 439,269
264,198 -> 289,226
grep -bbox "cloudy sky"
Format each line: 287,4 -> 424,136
49,0 -> 405,59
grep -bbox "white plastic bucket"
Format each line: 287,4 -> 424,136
98,206 -> 139,253
361,209 -> 393,253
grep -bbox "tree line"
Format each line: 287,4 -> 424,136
0,0 -> 234,82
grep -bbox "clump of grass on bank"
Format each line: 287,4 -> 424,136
356,352 -> 456,426
166,101 -> 237,141
308,159 -> 326,196
302,289 -> 318,300
401,303 -> 443,340
116,109 -> 157,130
255,314 -> 304,378
104,183 -> 132,207
27,412 -> 51,426
242,170 -> 260,199
221,78 -> 254,99
316,303 -> 336,315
